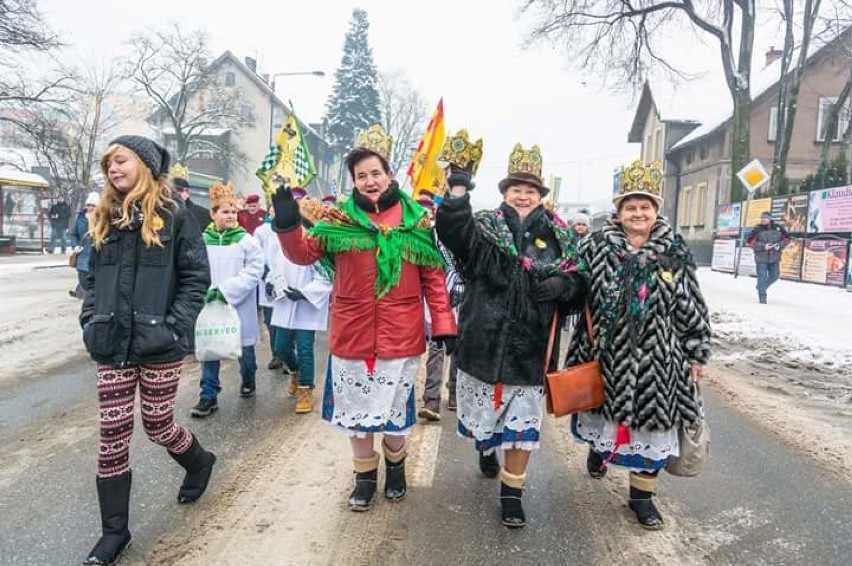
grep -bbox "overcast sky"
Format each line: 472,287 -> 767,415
37,0 -> 786,211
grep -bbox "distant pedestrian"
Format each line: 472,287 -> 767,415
81,135 -> 215,565
747,211 -> 790,304
47,193 -> 71,253
566,160 -> 712,530
171,163 -> 210,236
572,213 -> 590,241
192,181 -> 265,417
69,191 -> 99,299
237,192 -> 266,235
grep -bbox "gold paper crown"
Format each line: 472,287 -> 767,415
356,124 -> 393,162
209,181 -> 237,209
170,163 -> 188,181
438,129 -> 484,175
617,160 -> 664,202
298,196 -> 323,225
507,143 -> 543,180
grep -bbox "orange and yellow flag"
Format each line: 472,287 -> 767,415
408,98 -> 447,203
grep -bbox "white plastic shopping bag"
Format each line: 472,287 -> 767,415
195,289 -> 242,361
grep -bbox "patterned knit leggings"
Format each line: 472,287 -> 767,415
96,361 -> 193,478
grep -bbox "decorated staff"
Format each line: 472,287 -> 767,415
435,141 -> 586,529
270,124 -> 457,512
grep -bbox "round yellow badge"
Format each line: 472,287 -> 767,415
534,238 -> 547,249
661,270 -> 673,284
152,215 -> 164,232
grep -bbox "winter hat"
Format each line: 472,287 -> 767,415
573,213 -> 590,226
245,193 -> 261,204
321,194 -> 337,205
110,135 -> 171,178
498,143 -> 549,197
291,186 -> 308,200
85,192 -> 100,207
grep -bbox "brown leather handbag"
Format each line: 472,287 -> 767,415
544,305 -> 605,418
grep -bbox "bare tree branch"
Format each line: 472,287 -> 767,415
377,69 -> 428,175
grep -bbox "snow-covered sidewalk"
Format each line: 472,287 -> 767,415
699,267 -> 852,368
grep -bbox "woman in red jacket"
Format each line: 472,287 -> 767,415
271,125 -> 457,511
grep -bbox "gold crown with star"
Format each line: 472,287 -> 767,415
438,129 -> 484,175
616,159 -> 664,206
356,124 -> 393,162
507,143 -> 543,179
209,181 -> 237,209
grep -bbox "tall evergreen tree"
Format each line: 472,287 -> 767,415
324,8 -> 381,157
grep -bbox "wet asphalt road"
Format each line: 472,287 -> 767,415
332,387 -> 852,565
2,340 -> 851,565
0,337 -> 327,566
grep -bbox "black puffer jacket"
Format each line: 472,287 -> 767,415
80,203 -> 209,365
436,194 -> 584,386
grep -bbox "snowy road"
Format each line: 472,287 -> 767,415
1,259 -> 851,564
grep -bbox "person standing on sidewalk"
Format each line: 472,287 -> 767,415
747,211 -> 790,304
254,212 -> 283,369
436,143 -> 586,529
81,135 -> 214,565
191,182 -> 265,417
47,193 -> 71,254
272,125 -> 457,512
171,163 -> 210,237
69,191 -> 99,299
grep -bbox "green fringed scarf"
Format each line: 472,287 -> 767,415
308,190 -> 444,297
203,224 -> 247,246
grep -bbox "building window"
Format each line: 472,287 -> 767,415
680,186 -> 693,227
694,183 -> 707,226
768,106 -> 779,142
645,134 -> 653,162
699,144 -> 709,161
685,149 -> 695,165
816,96 -> 850,142
225,71 -> 236,87
653,128 -> 663,161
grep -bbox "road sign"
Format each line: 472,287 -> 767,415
736,159 -> 770,194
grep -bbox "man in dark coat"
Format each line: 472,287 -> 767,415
47,194 -> 71,253
747,211 -> 790,304
172,171 -> 210,236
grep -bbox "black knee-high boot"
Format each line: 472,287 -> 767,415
628,472 -> 664,530
348,452 -> 380,511
383,442 -> 407,501
168,435 -> 216,504
499,468 -> 527,528
84,471 -> 133,565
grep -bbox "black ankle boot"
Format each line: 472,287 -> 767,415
348,469 -> 378,511
384,457 -> 407,501
84,471 -> 133,565
500,481 -> 526,528
479,451 -> 500,478
168,435 -> 216,504
628,486 -> 665,530
586,448 -> 607,479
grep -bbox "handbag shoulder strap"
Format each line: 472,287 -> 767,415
545,304 -> 594,369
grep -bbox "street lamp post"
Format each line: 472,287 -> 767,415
268,70 -> 325,146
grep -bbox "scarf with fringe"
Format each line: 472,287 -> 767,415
308,190 -> 444,297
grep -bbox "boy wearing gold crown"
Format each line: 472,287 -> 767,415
436,143 -> 586,529
270,125 -> 457,512
191,182 -> 265,417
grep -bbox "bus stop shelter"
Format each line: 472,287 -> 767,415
0,169 -> 50,253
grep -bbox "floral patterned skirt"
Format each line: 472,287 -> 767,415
571,411 -> 680,473
321,355 -> 420,438
456,369 -> 544,454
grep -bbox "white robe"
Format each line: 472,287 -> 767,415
268,248 -> 331,332
205,234 -> 265,347
254,223 -> 277,309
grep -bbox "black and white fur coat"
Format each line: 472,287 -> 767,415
565,217 -> 711,431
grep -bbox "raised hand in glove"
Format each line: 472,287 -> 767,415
446,165 -> 475,197
271,182 -> 302,233
532,276 -> 569,303
433,336 -> 457,355
284,288 -> 306,301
